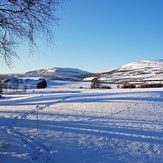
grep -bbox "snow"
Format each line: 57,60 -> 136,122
22,67 -> 91,78
119,60 -> 163,70
84,60 -> 163,85
1,81 -> 163,163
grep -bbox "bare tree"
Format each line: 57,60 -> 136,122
0,0 -> 66,66
91,77 -> 100,89
0,81 -> 3,97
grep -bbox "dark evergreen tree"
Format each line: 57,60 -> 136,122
37,79 -> 47,89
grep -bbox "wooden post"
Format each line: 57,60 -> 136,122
36,105 -> 39,131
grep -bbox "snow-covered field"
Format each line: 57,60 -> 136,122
1,81 -> 163,163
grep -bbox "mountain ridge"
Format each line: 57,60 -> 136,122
0,67 -> 92,81
1,60 -> 163,85
21,67 -> 91,78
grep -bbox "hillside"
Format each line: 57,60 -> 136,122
84,60 -> 163,85
22,67 -> 90,78
1,60 -> 163,87
1,67 -> 91,81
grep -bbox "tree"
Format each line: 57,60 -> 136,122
37,79 -> 47,89
0,0 -> 66,66
91,77 -> 100,89
22,84 -> 27,92
0,81 -> 3,97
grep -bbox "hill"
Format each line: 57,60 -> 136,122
84,60 -> 163,86
1,67 -> 91,81
0,67 -> 91,89
1,60 -> 163,88
22,67 -> 90,79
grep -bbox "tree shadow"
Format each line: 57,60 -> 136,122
1,90 -> 163,107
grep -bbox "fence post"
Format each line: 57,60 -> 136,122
36,105 -> 39,131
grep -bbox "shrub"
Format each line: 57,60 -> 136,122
140,83 -> 163,88
100,85 -> 112,89
121,83 -> 136,89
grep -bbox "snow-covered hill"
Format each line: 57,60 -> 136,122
1,67 -> 91,81
119,59 -> 163,71
22,67 -> 90,78
1,60 -> 163,87
0,67 -> 91,89
85,60 -> 163,85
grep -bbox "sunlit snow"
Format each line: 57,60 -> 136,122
0,81 -> 163,163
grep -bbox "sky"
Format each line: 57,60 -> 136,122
1,0 -> 163,74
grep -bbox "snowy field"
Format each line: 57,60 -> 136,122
1,81 -> 163,163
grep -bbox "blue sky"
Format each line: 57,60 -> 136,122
1,0 -> 163,74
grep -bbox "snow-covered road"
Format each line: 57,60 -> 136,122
1,86 -> 163,163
